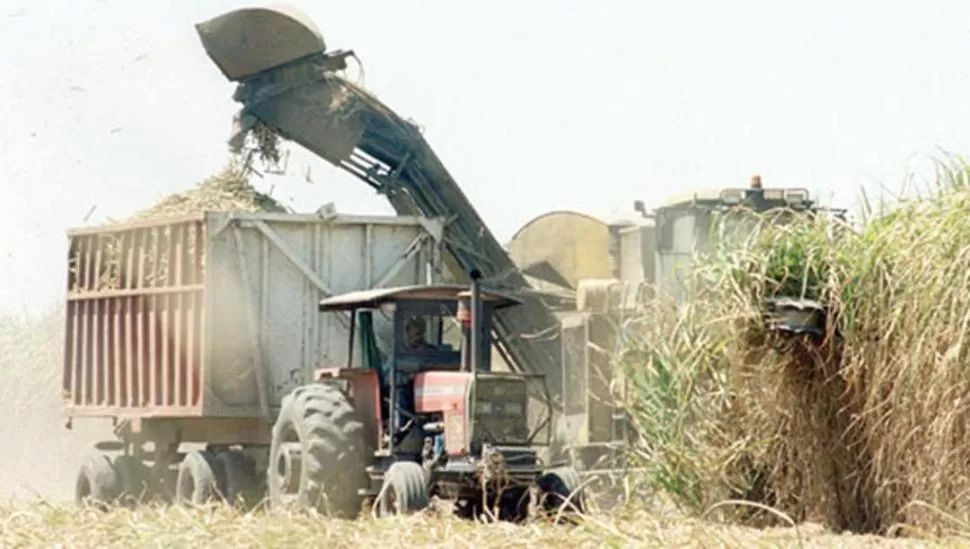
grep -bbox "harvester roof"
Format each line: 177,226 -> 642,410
658,176 -> 814,212
660,188 -> 727,210
318,284 -> 522,311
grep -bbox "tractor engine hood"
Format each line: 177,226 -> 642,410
195,5 -> 326,81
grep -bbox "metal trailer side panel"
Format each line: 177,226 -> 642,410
200,212 -> 442,418
63,214 -> 208,418
63,211 -> 443,420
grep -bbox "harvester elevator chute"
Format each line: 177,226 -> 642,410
194,5 -> 565,415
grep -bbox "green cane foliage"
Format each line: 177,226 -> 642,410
621,156 -> 970,535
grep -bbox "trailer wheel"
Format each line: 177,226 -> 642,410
377,461 -> 429,516
268,383 -> 371,518
75,453 -> 121,510
538,466 -> 586,517
216,449 -> 258,509
175,450 -> 225,506
113,455 -> 148,506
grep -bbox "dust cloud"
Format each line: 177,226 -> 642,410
0,308 -> 110,503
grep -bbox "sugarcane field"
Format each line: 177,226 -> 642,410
4,2 -> 970,547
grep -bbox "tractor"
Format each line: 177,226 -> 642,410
268,271 -> 586,520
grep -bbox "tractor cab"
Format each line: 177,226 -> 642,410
319,283 -> 510,376
316,281 -> 516,386
316,277 -> 552,466
312,276 -> 560,518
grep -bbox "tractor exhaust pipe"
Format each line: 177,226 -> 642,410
457,295 -> 471,372
469,269 -> 483,371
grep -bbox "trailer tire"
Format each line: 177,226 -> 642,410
75,453 -> 121,510
538,466 -> 586,516
216,449 -> 258,509
377,461 -> 429,516
268,383 -> 370,518
175,450 -> 225,506
113,455 -> 148,506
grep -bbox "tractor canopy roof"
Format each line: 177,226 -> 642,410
318,284 -> 523,312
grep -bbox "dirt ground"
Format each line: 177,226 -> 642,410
0,309 -> 111,504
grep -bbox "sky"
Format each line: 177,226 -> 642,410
1,0 -> 968,316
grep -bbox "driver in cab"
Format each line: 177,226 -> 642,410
404,316 -> 436,351
383,316 -> 439,436
382,316 -> 437,384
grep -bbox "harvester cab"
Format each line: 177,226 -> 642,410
294,273 -> 580,519
648,175 -> 844,305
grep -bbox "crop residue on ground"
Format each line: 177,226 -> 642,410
1,503 -> 960,549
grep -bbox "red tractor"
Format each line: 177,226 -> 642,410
267,271 -> 585,520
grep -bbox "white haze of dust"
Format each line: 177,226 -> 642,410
0,308 -> 111,503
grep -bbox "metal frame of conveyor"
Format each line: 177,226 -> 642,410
227,53 -> 565,414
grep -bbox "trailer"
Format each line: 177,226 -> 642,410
65,210 -> 447,505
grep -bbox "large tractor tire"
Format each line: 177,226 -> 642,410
175,450 -> 225,506
538,466 -> 586,518
75,453 -> 121,510
268,383 -> 371,518
377,461 -> 429,516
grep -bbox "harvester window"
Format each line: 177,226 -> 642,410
657,211 -> 674,251
694,211 -> 713,251
716,212 -> 750,249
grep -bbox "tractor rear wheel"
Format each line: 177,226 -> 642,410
268,383 -> 371,518
377,461 -> 429,516
75,453 -> 121,510
537,466 -> 586,517
175,450 -> 225,505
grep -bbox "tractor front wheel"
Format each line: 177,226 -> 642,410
377,461 -> 429,516
268,383 -> 371,518
537,466 -> 586,519
175,450 -> 225,505
498,485 -> 531,523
